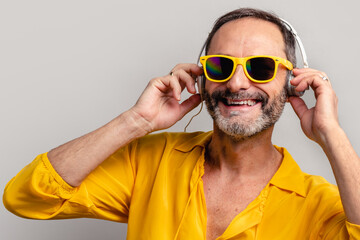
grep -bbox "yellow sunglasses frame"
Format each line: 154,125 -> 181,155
199,55 -> 294,83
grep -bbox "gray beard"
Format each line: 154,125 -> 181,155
203,87 -> 287,141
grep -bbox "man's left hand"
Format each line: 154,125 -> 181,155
288,68 -> 339,147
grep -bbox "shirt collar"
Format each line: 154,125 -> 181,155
270,146 -> 307,197
175,132 -> 306,198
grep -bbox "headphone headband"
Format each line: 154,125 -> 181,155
279,18 -> 309,68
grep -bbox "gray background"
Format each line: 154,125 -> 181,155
1,0 -> 359,239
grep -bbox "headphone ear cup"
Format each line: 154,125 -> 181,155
196,75 -> 205,100
286,71 -> 304,97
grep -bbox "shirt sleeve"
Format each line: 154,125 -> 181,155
318,213 -> 360,239
308,180 -> 360,240
346,221 -> 360,239
3,142 -> 137,223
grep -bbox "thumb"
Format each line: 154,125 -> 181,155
288,96 -> 309,120
178,94 -> 202,118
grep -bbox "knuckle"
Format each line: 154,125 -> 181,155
149,78 -> 157,84
177,68 -> 186,76
150,77 -> 161,83
150,77 -> 167,86
170,65 -> 180,73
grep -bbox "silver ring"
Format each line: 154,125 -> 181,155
320,75 -> 329,81
170,71 -> 174,76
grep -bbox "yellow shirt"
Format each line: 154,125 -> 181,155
3,131 -> 360,239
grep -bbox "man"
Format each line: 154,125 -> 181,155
3,8 -> 360,239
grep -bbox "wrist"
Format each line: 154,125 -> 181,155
318,124 -> 346,155
112,109 -> 153,139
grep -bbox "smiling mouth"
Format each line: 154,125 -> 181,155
221,98 -> 260,107
210,89 -> 268,109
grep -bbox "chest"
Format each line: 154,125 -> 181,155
202,175 -> 267,240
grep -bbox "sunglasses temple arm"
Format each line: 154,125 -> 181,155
280,18 -> 309,68
197,40 -> 207,65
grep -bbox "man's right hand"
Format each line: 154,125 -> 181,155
130,63 -> 203,133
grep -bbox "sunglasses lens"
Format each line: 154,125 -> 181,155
246,57 -> 276,81
206,57 -> 234,81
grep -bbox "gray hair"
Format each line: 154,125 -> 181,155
204,8 -> 296,66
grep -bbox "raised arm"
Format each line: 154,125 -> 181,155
289,68 -> 360,225
47,64 -> 203,186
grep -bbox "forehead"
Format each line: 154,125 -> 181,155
208,18 -> 286,57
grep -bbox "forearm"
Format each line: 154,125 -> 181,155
321,127 -> 360,224
48,109 -> 151,187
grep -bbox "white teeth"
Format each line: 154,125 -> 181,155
227,99 -> 256,106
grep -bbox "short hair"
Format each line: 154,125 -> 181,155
204,8 -> 297,66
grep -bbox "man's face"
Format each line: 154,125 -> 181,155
204,18 -> 289,140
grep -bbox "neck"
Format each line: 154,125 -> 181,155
206,124 -> 282,179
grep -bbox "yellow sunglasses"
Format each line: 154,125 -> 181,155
199,55 -> 293,83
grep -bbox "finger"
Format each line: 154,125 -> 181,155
292,68 -> 328,84
291,71 -> 331,94
152,76 -> 182,101
288,96 -> 309,120
178,94 -> 202,118
171,63 -> 203,78
168,76 -> 182,101
292,68 -> 326,76
166,64 -> 204,101
171,69 -> 197,94
293,67 -> 316,72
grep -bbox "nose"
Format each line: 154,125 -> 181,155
226,65 -> 252,92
